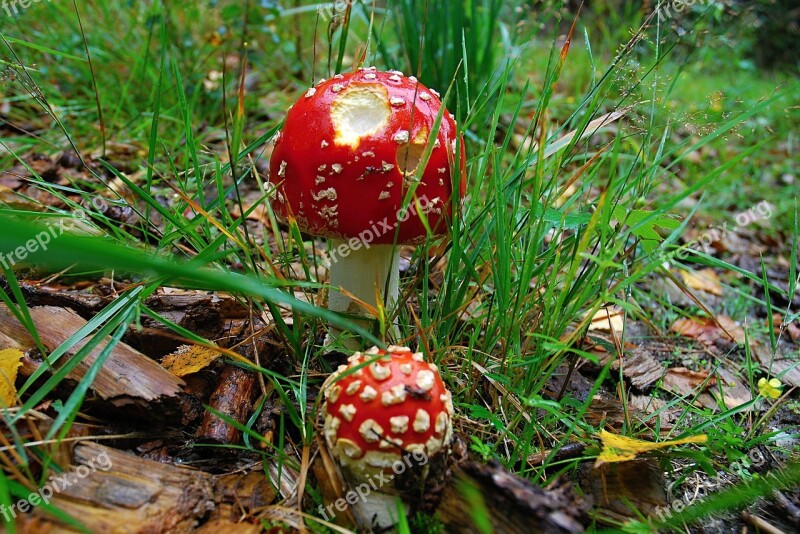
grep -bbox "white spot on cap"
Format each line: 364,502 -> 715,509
318,164 -> 327,171
336,438 -> 362,458
426,435 -> 443,455
359,419 -> 384,442
441,391 -> 454,415
316,175 -> 326,184
434,138 -> 441,148
412,352 -> 424,362
381,384 -> 407,406
390,97 -> 405,106
339,403 -> 357,422
321,140 -> 329,148
390,415 -> 410,434
394,130 -> 410,144
438,167 -> 446,174
381,161 -> 395,172
389,346 -> 412,353
389,70 -> 404,76
419,93 -> 431,101
378,191 -> 391,200
345,380 -> 362,395
364,73 -> 377,80
413,409 -> 430,433
320,205 -> 339,221
278,161 -> 287,177
360,385 -> 378,402
370,362 -> 391,380
399,363 -> 413,375
305,87 -> 317,98
365,347 -> 381,355
333,73 -> 344,79
415,369 -> 435,392
430,89 -> 440,97
327,385 -> 341,403
362,150 -> 375,157
331,163 -> 343,174
380,437 -> 403,449
317,78 -> 327,85
435,411 -> 448,435
389,74 -> 401,83
311,187 -> 338,202
409,76 -> 418,82
331,83 -> 344,93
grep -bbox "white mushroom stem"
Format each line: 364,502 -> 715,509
328,241 -> 400,347
343,471 -> 406,529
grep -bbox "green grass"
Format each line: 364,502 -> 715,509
1,0 -> 798,532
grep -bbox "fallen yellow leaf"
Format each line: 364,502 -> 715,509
161,345 -> 222,377
0,348 -> 24,407
595,429 -> 707,467
679,268 -> 722,296
586,306 -> 625,333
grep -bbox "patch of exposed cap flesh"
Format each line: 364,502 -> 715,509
331,85 -> 391,149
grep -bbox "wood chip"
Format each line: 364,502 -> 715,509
0,305 -> 184,411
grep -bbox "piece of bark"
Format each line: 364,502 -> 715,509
596,347 -> 665,391
438,460 -> 589,533
580,458 -> 667,525
197,365 -> 258,445
0,305 -> 184,418
16,442 -> 277,532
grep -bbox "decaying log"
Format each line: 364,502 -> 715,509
438,460 -> 590,533
197,365 -> 258,445
0,304 -> 184,419
15,442 -> 277,532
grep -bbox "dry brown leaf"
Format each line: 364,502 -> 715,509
587,306 -> 625,333
162,345 -> 222,377
662,367 -> 717,397
670,315 -> 745,346
0,348 -> 24,406
678,268 -> 722,296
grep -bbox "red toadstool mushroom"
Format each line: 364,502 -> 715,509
320,345 -> 454,527
269,68 -> 465,344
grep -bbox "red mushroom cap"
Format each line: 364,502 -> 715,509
270,68 -> 466,244
321,346 -> 454,477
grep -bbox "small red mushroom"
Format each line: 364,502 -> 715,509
270,68 -> 465,343
321,345 -> 454,527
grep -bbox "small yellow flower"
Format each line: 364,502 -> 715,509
758,377 -> 782,399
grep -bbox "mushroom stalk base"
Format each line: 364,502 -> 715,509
327,242 -> 400,346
